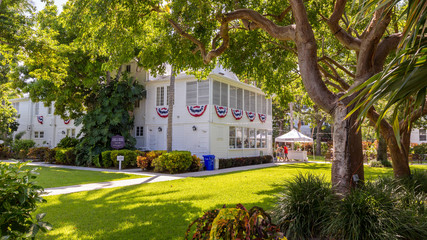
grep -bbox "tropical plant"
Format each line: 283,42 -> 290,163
57,136 -> 79,148
0,162 -> 51,238
186,204 -> 285,240
152,151 -> 193,174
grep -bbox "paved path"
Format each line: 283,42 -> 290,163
2,160 -> 306,196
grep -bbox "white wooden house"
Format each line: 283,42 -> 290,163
10,64 -> 273,159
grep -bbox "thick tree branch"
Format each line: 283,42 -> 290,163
373,33 -> 402,72
224,9 -> 296,41
327,0 -> 361,51
264,6 -> 292,22
318,65 -> 349,90
320,56 -> 355,78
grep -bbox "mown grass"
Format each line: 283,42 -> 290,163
36,164 -> 427,240
1,161 -> 146,188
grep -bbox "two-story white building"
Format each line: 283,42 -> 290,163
11,64 -> 273,159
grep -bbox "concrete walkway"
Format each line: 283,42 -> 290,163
2,160 -> 305,196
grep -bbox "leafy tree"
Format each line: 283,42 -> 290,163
75,76 -> 144,166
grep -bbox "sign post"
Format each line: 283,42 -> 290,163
111,135 -> 126,170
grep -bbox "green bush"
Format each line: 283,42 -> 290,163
110,150 -> 137,169
412,143 -> 427,154
44,148 -> 56,163
0,162 -> 51,238
92,154 -> 101,168
368,160 -> 384,168
12,139 -> 35,158
218,155 -> 273,169
153,151 -> 192,174
57,136 -> 79,148
54,148 -> 68,164
273,173 -> 335,239
65,148 -> 76,165
27,147 -> 50,161
0,144 -> 11,159
101,151 -> 113,168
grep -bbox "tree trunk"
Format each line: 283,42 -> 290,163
385,128 -> 411,177
167,67 -> 175,153
331,103 -> 364,196
377,135 -> 387,162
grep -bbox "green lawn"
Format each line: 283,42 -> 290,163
36,164 -> 427,240
1,162 -> 146,188
307,155 -> 326,162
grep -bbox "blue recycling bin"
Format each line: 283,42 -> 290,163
202,155 -> 215,171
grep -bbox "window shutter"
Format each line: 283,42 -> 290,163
244,90 -> 249,111
221,83 -> 228,107
213,80 -> 221,105
186,82 -> 197,105
198,80 -> 210,105
230,86 -> 237,109
237,88 -> 243,110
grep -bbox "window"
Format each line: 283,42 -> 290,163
166,86 -> 170,105
420,129 -> 426,141
249,92 -> 256,112
249,128 -> 255,148
198,80 -> 209,104
257,94 -> 266,114
261,130 -> 267,148
13,102 -> 19,113
34,131 -> 44,139
136,126 -> 143,137
186,82 -> 197,105
34,102 -> 39,115
126,65 -> 131,73
236,127 -> 242,148
66,129 -> 76,138
256,129 -> 262,148
230,86 -> 237,109
243,128 -> 249,148
212,81 -> 228,107
244,90 -> 250,111
134,100 -> 140,108
237,88 -> 243,109
156,87 -> 165,106
186,81 -> 210,105
229,127 -> 236,148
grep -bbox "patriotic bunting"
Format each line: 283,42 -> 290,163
156,107 -> 169,118
214,105 -> 228,118
246,111 -> 256,121
64,119 -> 71,124
37,116 -> 43,124
231,109 -> 243,120
187,105 -> 207,117
259,113 -> 267,123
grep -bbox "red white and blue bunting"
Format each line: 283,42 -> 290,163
258,113 -> 267,123
231,109 -> 243,120
246,111 -> 256,121
156,107 -> 169,118
187,105 -> 207,117
64,119 -> 71,124
37,116 -> 43,124
214,105 -> 228,118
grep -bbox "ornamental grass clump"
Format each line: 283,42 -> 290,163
273,173 -> 335,240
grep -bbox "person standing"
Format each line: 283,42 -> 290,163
276,144 -> 283,161
284,145 -> 289,161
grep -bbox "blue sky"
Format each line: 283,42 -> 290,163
32,0 -> 68,12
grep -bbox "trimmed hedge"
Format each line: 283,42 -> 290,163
101,151 -> 113,168
27,147 -> 50,161
136,150 -> 165,170
0,144 -> 11,159
54,148 -> 68,164
152,151 -> 193,174
218,155 -> 273,169
110,150 -> 137,169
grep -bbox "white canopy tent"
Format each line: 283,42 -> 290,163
275,129 -> 314,161
275,129 -> 313,143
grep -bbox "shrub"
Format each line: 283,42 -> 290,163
273,173 -> 335,239
54,148 -> 68,164
0,144 -> 11,159
57,136 -> 79,148
12,139 -> 35,158
44,148 -> 56,163
110,150 -> 138,169
0,162 -> 52,238
185,204 -> 284,240
218,155 -> 273,169
412,143 -> 427,154
188,155 -> 202,172
152,151 -> 192,174
101,150 -> 113,168
92,154 -> 101,168
65,148 -> 76,165
368,160 -> 384,168
380,159 -> 392,168
137,150 -> 165,170
27,147 -> 50,161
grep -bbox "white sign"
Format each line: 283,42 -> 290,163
117,155 -> 124,170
